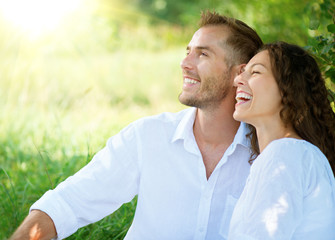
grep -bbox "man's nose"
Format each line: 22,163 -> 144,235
234,73 -> 245,87
180,54 -> 193,70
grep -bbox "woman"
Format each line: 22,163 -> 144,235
228,42 -> 335,239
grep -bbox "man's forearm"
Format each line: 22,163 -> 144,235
9,209 -> 57,240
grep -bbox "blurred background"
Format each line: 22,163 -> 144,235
0,0 -> 334,239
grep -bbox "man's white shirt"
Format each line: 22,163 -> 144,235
31,108 -> 252,240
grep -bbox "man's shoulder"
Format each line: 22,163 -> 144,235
115,107 -> 194,143
112,108 -> 194,142
134,107 -> 193,127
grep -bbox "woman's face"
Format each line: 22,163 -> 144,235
233,50 -> 282,126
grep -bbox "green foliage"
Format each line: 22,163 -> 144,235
0,49 -> 184,239
128,0 -> 311,45
305,0 -> 335,99
93,0 -> 313,50
127,0 -> 216,25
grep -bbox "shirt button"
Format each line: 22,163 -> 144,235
199,227 -> 205,232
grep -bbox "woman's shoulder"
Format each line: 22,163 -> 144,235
254,138 -> 327,175
264,138 -> 324,159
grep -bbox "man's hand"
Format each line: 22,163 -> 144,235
9,210 -> 57,240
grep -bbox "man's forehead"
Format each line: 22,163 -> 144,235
187,26 -> 229,52
190,25 -> 229,45
196,25 -> 229,37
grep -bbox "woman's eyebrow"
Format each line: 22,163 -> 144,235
249,63 -> 267,69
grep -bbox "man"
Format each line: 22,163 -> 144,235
10,11 -> 263,240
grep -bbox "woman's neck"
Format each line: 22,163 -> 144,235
254,120 -> 301,153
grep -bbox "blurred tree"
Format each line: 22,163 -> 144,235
128,0 -> 311,45
305,0 -> 335,100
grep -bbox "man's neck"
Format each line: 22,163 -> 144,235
193,103 -> 240,146
193,102 -> 240,179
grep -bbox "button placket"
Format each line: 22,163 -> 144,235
193,172 -> 219,240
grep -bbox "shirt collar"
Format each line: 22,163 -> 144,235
171,108 -> 251,149
218,122 -> 251,165
171,107 -> 197,143
232,122 -> 251,149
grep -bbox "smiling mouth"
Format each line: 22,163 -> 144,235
184,77 -> 199,84
236,92 -> 253,104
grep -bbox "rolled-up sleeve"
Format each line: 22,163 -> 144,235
31,122 -> 142,239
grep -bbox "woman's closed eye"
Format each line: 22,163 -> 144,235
252,70 -> 260,75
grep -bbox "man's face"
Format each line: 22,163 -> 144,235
179,25 -> 234,109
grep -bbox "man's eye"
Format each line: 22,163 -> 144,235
252,71 -> 260,75
201,52 -> 208,57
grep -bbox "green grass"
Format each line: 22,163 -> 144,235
0,48 -> 186,239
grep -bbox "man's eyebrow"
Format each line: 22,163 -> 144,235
186,46 -> 215,53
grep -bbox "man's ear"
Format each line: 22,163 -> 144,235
237,63 -> 246,74
231,63 -> 246,79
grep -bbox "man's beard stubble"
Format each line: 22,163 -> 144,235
178,70 -> 232,110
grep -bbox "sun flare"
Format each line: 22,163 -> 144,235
0,0 -> 83,36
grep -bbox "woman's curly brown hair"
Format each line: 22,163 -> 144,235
248,41 -> 335,175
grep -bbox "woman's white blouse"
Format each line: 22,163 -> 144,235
228,138 -> 335,240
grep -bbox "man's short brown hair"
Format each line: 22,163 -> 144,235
199,11 -> 263,67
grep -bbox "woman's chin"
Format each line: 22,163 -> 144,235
233,111 -> 244,122
233,112 -> 253,125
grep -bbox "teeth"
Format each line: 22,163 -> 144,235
184,78 -> 198,84
236,92 -> 253,101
